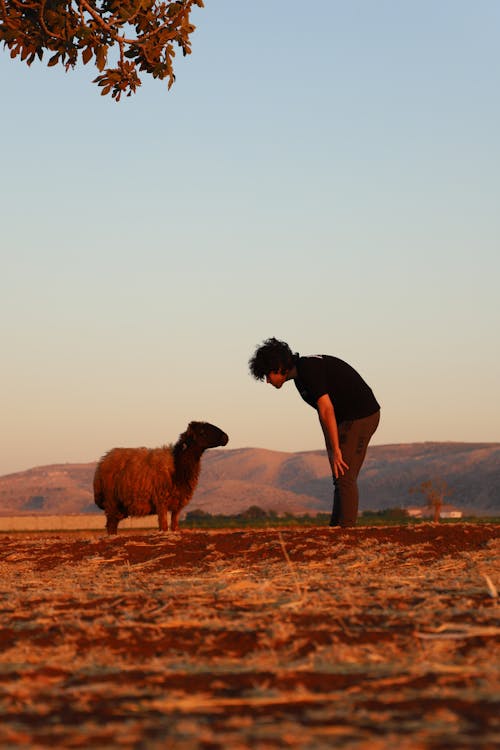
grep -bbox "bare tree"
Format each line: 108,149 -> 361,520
0,0 -> 203,100
410,478 -> 450,523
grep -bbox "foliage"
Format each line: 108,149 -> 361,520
0,0 -> 203,100
361,508 -> 411,525
182,505 -> 491,529
183,507 -> 332,529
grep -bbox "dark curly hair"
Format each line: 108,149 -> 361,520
249,337 -> 298,380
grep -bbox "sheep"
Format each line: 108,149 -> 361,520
93,421 -> 228,534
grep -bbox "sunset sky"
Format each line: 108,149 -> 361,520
1,1 -> 499,476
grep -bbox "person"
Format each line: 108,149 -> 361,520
249,337 -> 380,527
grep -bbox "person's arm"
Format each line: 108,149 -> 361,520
316,393 -> 349,478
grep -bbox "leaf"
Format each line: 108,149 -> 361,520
167,2 -> 182,17
95,46 -> 107,72
1,0 -> 202,99
82,46 -> 93,65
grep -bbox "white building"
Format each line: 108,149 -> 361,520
406,504 -> 463,519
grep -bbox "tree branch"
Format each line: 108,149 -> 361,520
0,0 -> 203,98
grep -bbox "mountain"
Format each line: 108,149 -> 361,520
0,443 -> 499,517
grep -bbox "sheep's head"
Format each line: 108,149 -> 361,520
183,422 -> 229,451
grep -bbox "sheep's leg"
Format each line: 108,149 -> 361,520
157,507 -> 172,532
171,510 -> 180,531
106,515 -> 119,535
106,508 -> 127,535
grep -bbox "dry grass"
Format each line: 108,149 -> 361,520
0,514 -> 157,532
0,524 -> 498,749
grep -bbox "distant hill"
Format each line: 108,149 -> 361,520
0,443 -> 499,518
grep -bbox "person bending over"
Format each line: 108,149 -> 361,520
249,337 -> 380,527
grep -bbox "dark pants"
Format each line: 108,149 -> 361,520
330,410 -> 380,527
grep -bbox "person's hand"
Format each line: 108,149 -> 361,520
331,449 -> 349,479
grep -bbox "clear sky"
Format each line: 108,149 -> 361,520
1,1 -> 499,476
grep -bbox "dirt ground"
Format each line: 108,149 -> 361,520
0,524 -> 498,749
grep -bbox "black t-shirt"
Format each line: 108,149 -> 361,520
294,355 -> 380,424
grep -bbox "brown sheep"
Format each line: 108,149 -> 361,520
93,421 -> 229,534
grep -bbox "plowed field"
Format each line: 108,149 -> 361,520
0,524 -> 499,749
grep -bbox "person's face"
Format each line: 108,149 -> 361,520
266,370 -> 288,389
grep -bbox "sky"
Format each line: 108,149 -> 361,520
1,0 -> 499,476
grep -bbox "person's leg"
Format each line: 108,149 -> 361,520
330,411 -> 380,527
